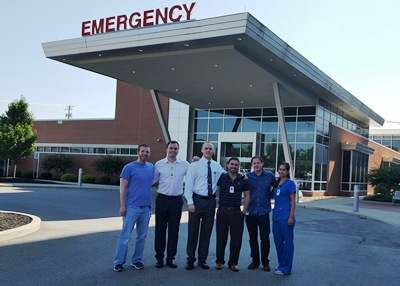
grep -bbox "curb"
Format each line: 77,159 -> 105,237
0,211 -> 41,242
297,204 -> 381,223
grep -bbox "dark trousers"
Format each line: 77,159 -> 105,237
245,213 -> 271,266
154,194 -> 183,262
215,206 -> 245,266
186,195 -> 216,263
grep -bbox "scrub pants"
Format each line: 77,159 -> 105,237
272,219 -> 295,274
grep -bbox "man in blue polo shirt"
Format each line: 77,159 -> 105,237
215,157 -> 250,272
245,155 -> 276,272
113,143 -> 154,272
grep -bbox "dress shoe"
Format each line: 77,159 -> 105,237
198,262 -> 210,269
166,260 -> 178,268
263,264 -> 271,272
185,262 -> 194,270
247,262 -> 260,270
155,258 -> 164,268
229,264 -> 239,272
215,262 -> 224,270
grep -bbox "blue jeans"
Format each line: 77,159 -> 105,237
114,206 -> 151,265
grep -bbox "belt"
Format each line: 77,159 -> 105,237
220,205 -> 240,211
193,193 -> 216,200
158,193 -> 182,199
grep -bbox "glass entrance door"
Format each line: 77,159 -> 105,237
220,142 -> 253,172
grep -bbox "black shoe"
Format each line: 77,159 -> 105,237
156,258 -> 164,268
247,262 -> 260,270
185,262 -> 194,270
166,260 -> 177,268
198,262 -> 210,270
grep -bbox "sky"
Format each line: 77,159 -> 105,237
1,0 -> 399,128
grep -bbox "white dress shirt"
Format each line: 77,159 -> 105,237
184,157 -> 224,205
153,157 -> 190,196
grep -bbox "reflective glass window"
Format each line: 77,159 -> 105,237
210,110 -> 224,117
224,118 -> 239,132
195,110 -> 208,118
284,107 -> 297,116
209,118 -> 223,132
241,143 -> 253,157
262,108 -> 277,116
243,109 -> 261,116
242,117 -> 261,132
225,109 -> 242,118
298,106 -> 316,115
262,118 -> 278,133
195,119 -> 208,132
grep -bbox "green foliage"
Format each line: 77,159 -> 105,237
21,170 -> 34,178
363,193 -> 392,202
40,172 -> 52,179
82,174 -> 96,183
0,97 -> 37,174
98,176 -> 111,185
61,173 -> 78,182
41,154 -> 72,178
91,155 -> 126,182
367,167 -> 400,196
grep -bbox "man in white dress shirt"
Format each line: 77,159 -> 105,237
184,142 -> 224,270
153,141 -> 190,269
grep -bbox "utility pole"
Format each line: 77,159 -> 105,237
65,105 -> 74,119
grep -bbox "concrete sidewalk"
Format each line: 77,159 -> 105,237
298,197 -> 400,226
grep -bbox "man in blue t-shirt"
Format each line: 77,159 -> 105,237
245,155 -> 276,272
113,144 -> 154,272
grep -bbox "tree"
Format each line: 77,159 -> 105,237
0,97 -> 37,177
91,155 -> 126,183
367,167 -> 400,197
41,154 -> 72,179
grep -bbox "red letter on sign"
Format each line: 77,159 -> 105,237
82,21 -> 91,36
183,2 -> 197,20
129,12 -> 142,28
92,19 -> 105,35
116,15 -> 128,31
143,10 -> 154,27
155,7 -> 168,25
105,17 -> 116,32
169,5 -> 182,22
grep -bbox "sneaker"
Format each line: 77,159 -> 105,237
131,261 -> 144,270
263,264 -> 271,272
247,262 -> 260,270
215,262 -> 224,270
275,269 -> 291,275
114,264 -> 124,272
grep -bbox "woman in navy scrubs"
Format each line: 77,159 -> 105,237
272,162 -> 296,275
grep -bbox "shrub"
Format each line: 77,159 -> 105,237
61,173 -> 78,182
91,155 -> 126,183
98,176 -> 111,185
82,174 -> 96,183
21,170 -> 34,178
40,172 -> 52,179
15,170 -> 22,177
41,154 -> 72,178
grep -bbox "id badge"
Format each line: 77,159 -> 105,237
229,186 -> 234,193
